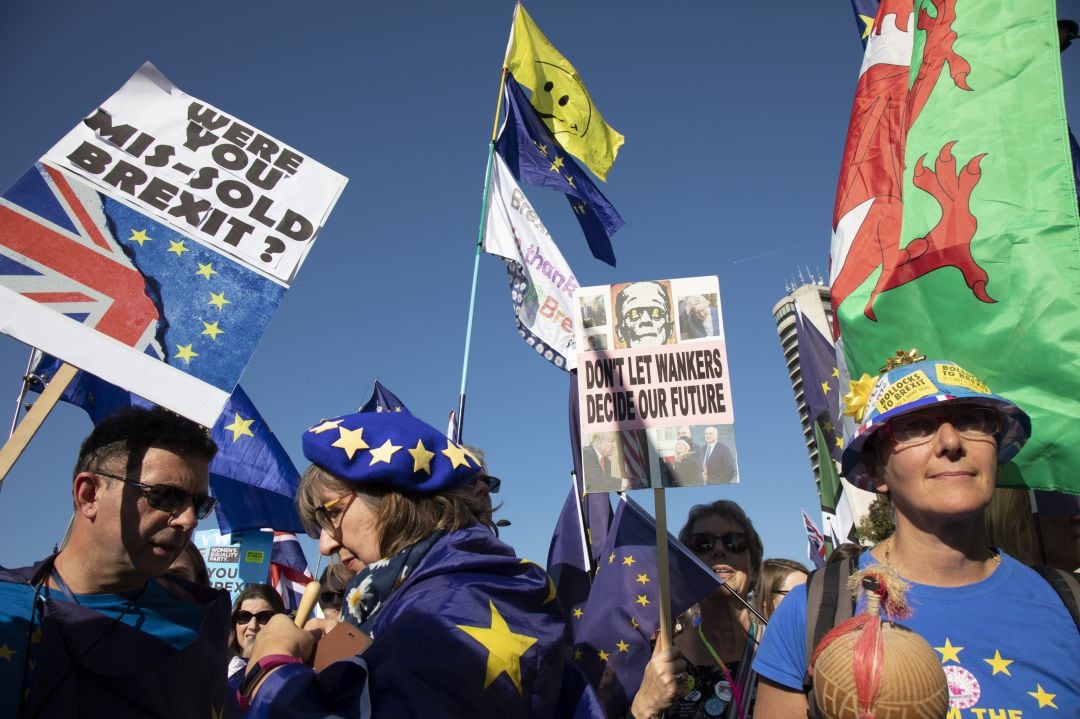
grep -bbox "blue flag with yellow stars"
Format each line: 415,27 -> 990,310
358,379 -> 408,413
850,0 -> 879,47
496,74 -> 624,267
29,354 -> 303,534
793,309 -> 844,464
573,496 -> 723,717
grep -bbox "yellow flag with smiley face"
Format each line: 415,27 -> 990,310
504,4 -> 624,181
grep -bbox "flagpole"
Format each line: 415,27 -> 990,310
455,61 -> 510,443
653,488 -> 673,651
8,350 -> 39,439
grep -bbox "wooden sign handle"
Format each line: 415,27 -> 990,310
0,362 -> 78,492
654,488 -> 673,651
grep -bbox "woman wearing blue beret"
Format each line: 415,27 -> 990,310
233,399 -> 603,718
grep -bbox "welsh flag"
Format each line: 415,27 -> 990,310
831,0 -> 1080,495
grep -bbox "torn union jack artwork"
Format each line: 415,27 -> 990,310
0,162 -> 285,424
0,63 -> 346,425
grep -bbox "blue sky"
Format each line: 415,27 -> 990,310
1,1 -> 1077,572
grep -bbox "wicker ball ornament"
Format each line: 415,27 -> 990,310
810,569 -> 949,719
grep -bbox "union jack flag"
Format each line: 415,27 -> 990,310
0,163 -> 162,351
802,508 -> 827,569
269,531 -> 314,612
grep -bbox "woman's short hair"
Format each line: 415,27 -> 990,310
297,464 -> 492,559
229,583 -> 286,655
753,558 -> 809,620
678,500 -> 764,582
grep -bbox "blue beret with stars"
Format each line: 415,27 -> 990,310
302,408 -> 482,494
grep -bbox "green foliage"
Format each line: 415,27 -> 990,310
855,495 -> 895,544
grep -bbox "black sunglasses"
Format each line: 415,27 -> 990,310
235,610 -> 275,625
93,469 -> 216,520
686,532 -> 749,554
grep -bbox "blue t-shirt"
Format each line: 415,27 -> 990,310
753,553 -> 1080,716
0,577 -> 205,715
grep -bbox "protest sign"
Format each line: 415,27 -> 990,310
575,276 -> 737,493
195,528 -> 274,602
0,63 -> 347,425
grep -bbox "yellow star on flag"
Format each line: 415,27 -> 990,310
935,638 -> 963,664
0,644 -> 14,661
608,552 -> 616,564
195,262 -> 218,280
822,421 -> 833,432
622,555 -> 636,567
565,174 -> 576,189
30,628 -> 41,644
983,650 -> 1013,676
408,439 -> 435,474
616,640 -> 630,652
636,573 -> 650,585
223,413 -> 255,442
128,229 -> 151,246
369,439 -> 402,465
174,344 -> 198,364
1028,684 -> 1057,709
832,367 -> 840,378
208,292 -> 230,310
332,426 -> 369,460
597,649 -> 610,662
821,381 -> 831,394
441,441 -> 472,469
201,321 -> 224,341
636,594 -> 650,607
309,419 -> 343,434
572,607 -> 583,619
456,601 -> 538,696
573,647 -> 582,661
549,155 -> 565,172
860,14 -> 873,39
630,617 -> 638,629
835,436 -> 844,449
534,141 -> 548,156
167,239 -> 189,257
212,706 -> 223,719
573,201 -> 586,215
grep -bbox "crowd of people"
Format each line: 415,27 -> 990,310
0,354 -> 1077,718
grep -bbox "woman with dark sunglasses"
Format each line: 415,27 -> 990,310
228,584 -> 286,678
631,500 -> 765,719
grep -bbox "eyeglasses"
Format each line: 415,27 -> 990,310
313,493 -> 356,536
93,469 -> 216,519
686,532 -> 749,554
235,610 -> 275,625
880,406 -> 1001,447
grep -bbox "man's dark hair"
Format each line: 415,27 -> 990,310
74,406 -> 218,478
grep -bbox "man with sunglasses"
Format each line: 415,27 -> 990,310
0,406 -> 231,718
753,355 -> 1080,716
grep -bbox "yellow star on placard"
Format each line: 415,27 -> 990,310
201,321 -> 224,341
195,262 -> 218,280
597,649 -> 610,662
457,601 -> 537,696
636,573 -> 650,585
167,240 -> 189,257
1028,684 -> 1057,709
441,441 -> 471,469
636,594 -> 650,607
208,292 -> 230,310
224,413 -> 255,442
622,555 -> 636,567
0,644 -> 14,661
175,344 -> 198,364
309,419 -> 343,434
408,439 -> 435,475
572,607 -> 583,619
983,650 -> 1012,676
935,638 -> 963,664
128,229 -> 151,246
549,155 -> 565,172
616,640 -> 630,653
369,439 -> 402,465
332,426 -> 369,460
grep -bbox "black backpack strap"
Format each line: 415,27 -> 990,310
1032,565 -> 1080,630
803,555 -> 860,718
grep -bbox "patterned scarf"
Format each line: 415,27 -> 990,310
341,532 -> 441,633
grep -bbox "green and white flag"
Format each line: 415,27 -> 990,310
831,0 -> 1080,495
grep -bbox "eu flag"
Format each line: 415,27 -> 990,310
793,309 -> 844,463
573,496 -> 723,717
358,379 -> 407,413
29,354 -> 303,534
496,74 -> 624,267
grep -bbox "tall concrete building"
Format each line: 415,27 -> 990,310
771,281 -> 874,541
